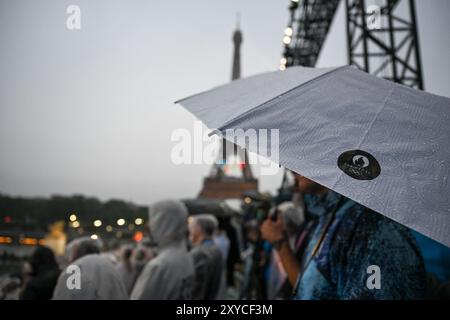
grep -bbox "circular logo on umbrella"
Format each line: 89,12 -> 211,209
337,150 -> 380,180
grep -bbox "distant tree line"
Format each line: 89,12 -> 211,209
0,193 -> 148,232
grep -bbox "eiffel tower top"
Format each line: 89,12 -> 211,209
232,13 -> 242,81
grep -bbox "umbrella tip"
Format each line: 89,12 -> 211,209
208,129 -> 222,138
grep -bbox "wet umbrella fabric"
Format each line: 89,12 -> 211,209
176,65 -> 450,247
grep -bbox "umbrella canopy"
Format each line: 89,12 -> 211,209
176,65 -> 450,247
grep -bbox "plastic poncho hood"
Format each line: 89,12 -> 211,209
149,200 -> 189,248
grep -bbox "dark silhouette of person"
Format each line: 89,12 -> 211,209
21,246 -> 60,300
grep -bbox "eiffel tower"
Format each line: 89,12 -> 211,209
198,19 -> 258,199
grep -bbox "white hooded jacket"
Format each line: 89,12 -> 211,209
130,200 -> 195,300
52,254 -> 128,300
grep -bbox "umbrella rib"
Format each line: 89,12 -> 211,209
214,66 -> 350,133
174,69 -> 279,104
331,85 -> 396,191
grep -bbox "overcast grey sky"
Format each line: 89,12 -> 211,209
0,0 -> 449,205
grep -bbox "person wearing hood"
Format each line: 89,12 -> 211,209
188,214 -> 223,300
52,237 -> 128,300
21,246 -> 60,300
130,200 -> 195,300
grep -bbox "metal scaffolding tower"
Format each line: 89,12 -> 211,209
281,0 -> 341,68
281,0 -> 424,90
346,0 -> 424,89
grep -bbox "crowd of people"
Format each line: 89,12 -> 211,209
1,172 -> 450,300
1,200 -> 231,300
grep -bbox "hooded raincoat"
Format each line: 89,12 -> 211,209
52,254 -> 128,300
130,200 -> 195,300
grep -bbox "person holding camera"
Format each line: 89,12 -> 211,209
261,173 -> 426,300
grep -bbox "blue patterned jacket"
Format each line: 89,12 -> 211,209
293,190 -> 426,300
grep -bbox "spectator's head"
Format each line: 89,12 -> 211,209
132,246 -> 152,266
188,214 -> 218,246
131,239 -> 155,266
29,246 -> 58,276
120,245 -> 133,262
148,199 -> 188,248
293,173 -> 328,195
67,236 -> 103,263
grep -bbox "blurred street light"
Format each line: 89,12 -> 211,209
284,27 -> 293,36
71,221 -> 80,228
93,219 -> 102,227
283,36 -> 291,44
133,231 -> 143,242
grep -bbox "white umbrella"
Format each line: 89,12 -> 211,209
176,65 -> 450,247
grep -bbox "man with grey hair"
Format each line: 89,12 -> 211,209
188,214 -> 224,300
52,237 -> 127,300
65,236 -> 103,263
130,200 -> 195,299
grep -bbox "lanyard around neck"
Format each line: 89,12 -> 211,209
291,195 -> 344,298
